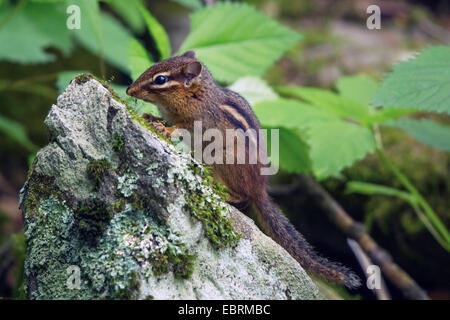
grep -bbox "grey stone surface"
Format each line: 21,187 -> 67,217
20,77 -> 324,300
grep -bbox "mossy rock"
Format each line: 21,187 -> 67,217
19,77 -> 323,300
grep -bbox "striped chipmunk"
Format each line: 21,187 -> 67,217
126,50 -> 361,288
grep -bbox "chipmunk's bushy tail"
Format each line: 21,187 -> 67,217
252,195 -> 361,289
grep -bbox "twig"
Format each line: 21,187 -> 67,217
298,174 -> 430,300
347,238 -> 391,300
418,18 -> 450,45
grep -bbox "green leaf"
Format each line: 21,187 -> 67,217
0,115 -> 38,152
383,118 -> 450,152
178,2 -> 302,83
227,77 -> 278,105
336,75 -> 378,107
128,39 -> 152,81
0,2 -> 72,63
171,0 -> 203,11
78,0 -> 102,51
273,128 -> 311,174
306,120 -> 376,179
278,76 -> 416,126
73,12 -> 133,73
107,0 -> 145,33
372,46 -> 450,114
137,1 -> 171,60
277,86 -> 371,124
260,127 -> 311,174
254,98 -> 376,179
253,98 -> 335,129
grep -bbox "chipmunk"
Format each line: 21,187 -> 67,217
126,50 -> 361,288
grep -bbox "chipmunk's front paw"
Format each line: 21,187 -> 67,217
151,122 -> 174,137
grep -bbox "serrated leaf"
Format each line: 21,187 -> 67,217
277,86 -> 371,124
227,77 -> 278,105
336,75 -> 378,106
137,1 -> 171,60
372,46 -> 450,114
271,127 -> 311,174
0,2 -> 72,63
253,98 -> 335,129
334,75 -> 418,125
307,120 -> 376,179
254,98 -> 376,178
77,0 -> 102,51
178,2 -> 302,83
383,118 -> 450,152
73,12 -> 133,73
171,0 -> 203,11
108,0 -> 145,33
128,39 -> 152,81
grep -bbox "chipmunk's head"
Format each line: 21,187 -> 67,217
126,50 -> 209,107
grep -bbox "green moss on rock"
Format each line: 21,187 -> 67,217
113,199 -> 126,213
75,73 -> 127,105
174,162 -> 241,249
74,199 -> 112,245
74,73 -> 91,85
24,172 -> 64,216
112,133 -> 125,152
86,159 -> 112,189
125,105 -> 173,144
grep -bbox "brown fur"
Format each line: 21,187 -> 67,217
127,52 -> 361,288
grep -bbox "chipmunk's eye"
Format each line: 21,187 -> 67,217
154,75 -> 168,85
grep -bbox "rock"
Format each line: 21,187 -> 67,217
19,75 -> 324,300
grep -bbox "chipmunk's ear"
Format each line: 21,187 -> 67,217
183,61 -> 202,83
181,50 -> 197,59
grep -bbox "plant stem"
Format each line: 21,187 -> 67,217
376,148 -> 450,250
412,204 -> 449,251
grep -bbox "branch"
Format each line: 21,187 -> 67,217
347,238 -> 391,300
298,175 -> 430,300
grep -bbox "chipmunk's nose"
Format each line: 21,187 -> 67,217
126,85 -> 135,96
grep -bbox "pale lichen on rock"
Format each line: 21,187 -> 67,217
19,75 -> 324,300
